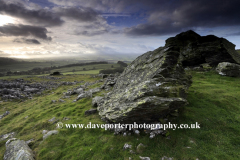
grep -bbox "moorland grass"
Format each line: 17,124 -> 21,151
0,71 -> 239,159
0,63 -> 121,79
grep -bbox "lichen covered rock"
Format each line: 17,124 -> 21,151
216,62 -> 240,77
166,30 -> 240,66
4,139 -> 34,160
98,44 -> 192,123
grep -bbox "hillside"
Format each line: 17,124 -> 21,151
0,71 -> 239,159
1,30 -> 240,159
0,57 -> 22,66
236,49 -> 240,54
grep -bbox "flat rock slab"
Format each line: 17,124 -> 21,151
4,139 -> 34,160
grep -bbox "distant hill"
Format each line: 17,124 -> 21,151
0,57 -> 23,66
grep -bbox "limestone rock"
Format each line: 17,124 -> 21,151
92,96 -> 103,107
139,156 -> 151,160
98,44 -> 192,123
123,143 -> 132,150
161,156 -> 173,160
4,139 -> 34,160
0,111 -> 10,120
43,130 -> 59,140
216,62 -> 240,77
48,117 -> 59,124
166,30 -> 240,66
75,87 -> 101,101
0,132 -> 16,142
74,88 -> 84,94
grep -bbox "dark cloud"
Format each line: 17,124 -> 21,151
224,32 -> 240,37
122,0 -> 240,36
13,38 -> 41,44
0,24 -> 52,40
124,23 -> 186,36
47,0 -> 240,36
0,0 -> 63,26
53,7 -> 102,22
74,30 -> 108,36
48,0 -> 167,13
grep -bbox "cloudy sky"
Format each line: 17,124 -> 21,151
0,0 -> 240,59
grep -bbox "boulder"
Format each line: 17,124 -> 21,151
48,117 -> 59,124
0,111 -> 10,120
92,96 -> 103,107
123,143 -> 132,150
74,88 -> 84,94
0,132 -> 16,142
43,130 -> 59,140
98,43 -> 192,123
75,92 -> 91,101
216,62 -> 240,77
4,138 -> 35,160
139,156 -> 151,160
74,87 -> 101,101
89,87 -> 101,94
166,30 -> 240,66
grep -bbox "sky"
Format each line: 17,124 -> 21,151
0,0 -> 240,59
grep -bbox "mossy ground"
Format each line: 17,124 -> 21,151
0,71 -> 240,160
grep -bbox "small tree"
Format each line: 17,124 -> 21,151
83,68 -> 86,71
111,65 -> 114,68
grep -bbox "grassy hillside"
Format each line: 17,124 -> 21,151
0,60 -> 75,72
0,54 -> 136,73
51,63 -> 121,74
236,49 -> 240,54
0,71 -> 240,159
0,63 -> 122,79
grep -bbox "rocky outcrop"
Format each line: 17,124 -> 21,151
216,62 -> 240,77
97,30 -> 240,124
0,79 -> 82,101
98,43 -> 192,123
166,30 -> 240,66
4,138 -> 35,160
100,77 -> 118,90
92,96 -> 103,107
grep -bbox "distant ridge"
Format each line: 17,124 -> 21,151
0,57 -> 22,66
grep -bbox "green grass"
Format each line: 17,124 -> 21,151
51,63 -> 121,74
0,63 -> 122,79
236,49 -> 240,54
0,71 -> 240,159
